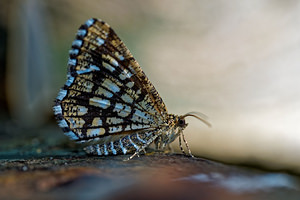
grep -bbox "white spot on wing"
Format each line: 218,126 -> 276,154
119,73 -> 127,81
113,103 -> 131,117
85,18 -> 95,27
110,141 -> 117,155
124,125 -> 131,131
119,139 -> 127,154
96,144 -> 102,155
90,64 -> 100,71
103,62 -> 115,72
77,29 -> 87,37
89,97 -> 110,109
96,37 -> 104,45
57,89 -> 67,101
126,82 -> 134,88
131,124 -> 150,130
68,58 -> 77,66
115,52 -> 124,61
77,68 -> 92,74
87,128 -> 105,136
68,117 -> 85,129
103,144 -> 108,155
124,69 -> 133,78
133,109 -> 151,122
95,87 -> 113,98
121,94 -> 133,104
106,117 -> 124,124
114,103 -> 124,111
102,79 -> 120,93
76,65 -> 99,74
72,40 -> 82,48
65,75 -> 75,86
120,105 -> 131,117
109,125 -> 123,133
120,68 -> 133,80
77,106 -> 88,115
58,119 -> 68,128
64,131 -> 78,140
69,49 -> 79,56
102,54 -> 119,67
53,105 -> 62,115
110,59 -> 118,67
92,117 -> 103,126
118,55 -> 124,61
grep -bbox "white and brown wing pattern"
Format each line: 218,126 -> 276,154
53,18 -> 207,159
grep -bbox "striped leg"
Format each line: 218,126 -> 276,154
181,132 -> 194,158
178,133 -> 186,155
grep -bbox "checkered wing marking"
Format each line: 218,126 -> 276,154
54,18 -> 168,142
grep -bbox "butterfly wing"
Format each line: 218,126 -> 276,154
53,18 -> 169,143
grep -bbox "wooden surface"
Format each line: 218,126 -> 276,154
1,153 -> 299,200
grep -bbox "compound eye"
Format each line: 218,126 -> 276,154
178,118 -> 185,127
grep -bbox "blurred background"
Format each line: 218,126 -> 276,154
1,0 -> 300,173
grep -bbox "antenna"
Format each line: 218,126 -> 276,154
181,111 -> 212,127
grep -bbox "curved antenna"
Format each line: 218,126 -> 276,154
181,111 -> 212,127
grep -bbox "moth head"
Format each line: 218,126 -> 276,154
177,117 -> 187,128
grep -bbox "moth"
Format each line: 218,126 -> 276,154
53,18 -> 210,160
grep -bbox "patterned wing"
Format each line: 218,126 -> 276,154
53,18 -> 169,144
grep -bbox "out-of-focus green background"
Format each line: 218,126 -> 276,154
1,0 -> 300,172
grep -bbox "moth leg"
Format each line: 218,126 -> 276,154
154,136 -> 164,150
142,148 -> 147,154
181,132 -> 194,158
178,133 -> 186,155
154,136 -> 169,153
124,132 -> 162,161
